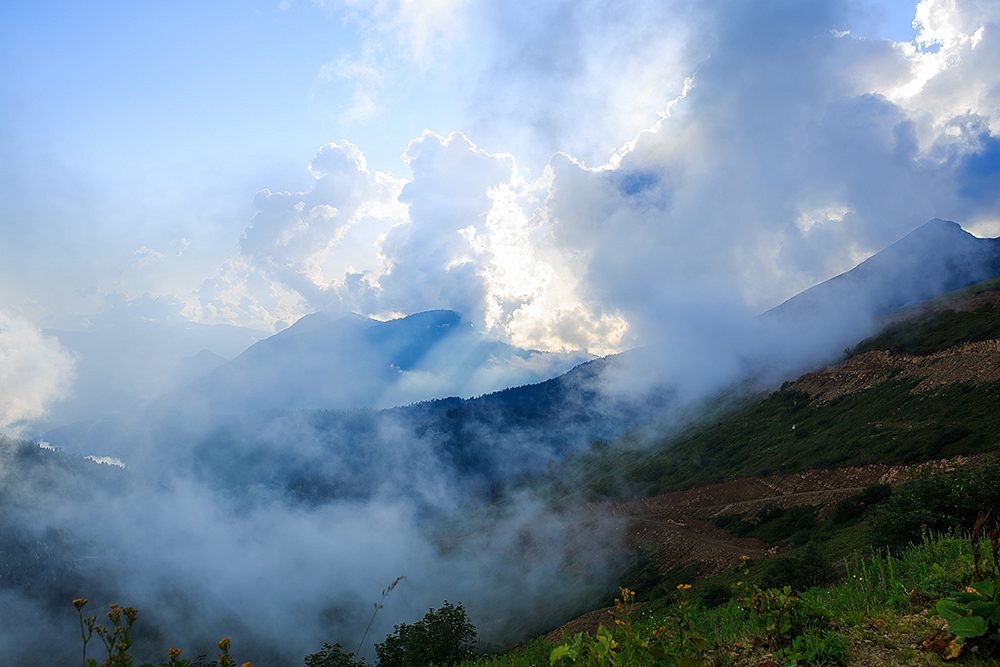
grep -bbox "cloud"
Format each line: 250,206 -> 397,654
171,238 -> 190,257
218,132 -> 632,352
465,0 -> 700,171
201,140 -> 408,329
0,311 -> 76,433
135,246 -> 165,268
205,0 -> 1000,362
16,6 -> 1000,662
313,45 -> 387,125
336,0 -> 476,68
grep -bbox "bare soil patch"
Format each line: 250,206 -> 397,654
792,339 -> 1000,402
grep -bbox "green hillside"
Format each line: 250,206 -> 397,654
527,284 -> 1000,505
532,376 -> 1000,504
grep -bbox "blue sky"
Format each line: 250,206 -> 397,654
3,0 -> 1000,425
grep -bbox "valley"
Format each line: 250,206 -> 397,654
5,221 -> 1000,665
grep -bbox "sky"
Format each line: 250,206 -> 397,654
5,1 -> 1000,660
3,0 -> 1000,423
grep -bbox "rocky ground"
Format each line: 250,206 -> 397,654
793,341 -> 1000,401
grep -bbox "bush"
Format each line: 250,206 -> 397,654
304,642 -> 366,667
856,483 -> 891,506
869,459 -> 1000,550
374,601 -> 476,667
832,483 -> 892,524
831,496 -> 864,523
760,542 -> 834,591
608,549 -> 662,603
699,582 -> 732,609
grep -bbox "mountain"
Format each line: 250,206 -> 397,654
44,346 -> 673,507
45,219 -> 1000,494
182,309 -> 589,413
44,219 -> 1000,504
11,278 -> 1000,666
37,319 -> 265,430
765,219 -> 1000,328
527,274 -> 1000,506
42,311 -> 606,490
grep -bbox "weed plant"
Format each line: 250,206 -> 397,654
72,598 -> 247,667
459,528 -> 982,667
549,587 -> 708,667
932,512 -> 1000,659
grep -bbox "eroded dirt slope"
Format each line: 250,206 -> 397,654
793,340 -> 1000,401
547,456 -> 983,642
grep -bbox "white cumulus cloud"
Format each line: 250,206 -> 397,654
0,311 -> 76,433
196,0 -> 1000,359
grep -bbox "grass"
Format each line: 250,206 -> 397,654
459,528 -> 991,667
852,303 -> 1000,357
530,376 -> 1000,505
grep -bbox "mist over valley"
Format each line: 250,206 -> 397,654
4,0 -> 1000,664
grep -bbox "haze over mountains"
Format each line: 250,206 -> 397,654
35,319 -> 264,430
40,218 -> 1000,492
184,309 -> 590,414
7,216 -> 1000,667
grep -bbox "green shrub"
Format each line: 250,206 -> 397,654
777,629 -> 847,665
932,513 -> 1000,659
734,578 -> 832,649
856,483 -> 891,506
549,588 -> 707,667
833,483 -> 892,524
607,549 -> 663,604
304,643 -> 366,667
869,459 -> 1000,550
375,601 -> 476,667
759,542 -> 834,591
831,497 -> 864,524
699,583 -> 732,609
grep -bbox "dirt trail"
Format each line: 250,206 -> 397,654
793,289 -> 1000,402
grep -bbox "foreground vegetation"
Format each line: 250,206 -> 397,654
72,458 -> 1000,666
475,526 -> 995,667
74,522 -> 1000,666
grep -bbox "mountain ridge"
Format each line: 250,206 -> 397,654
765,218 -> 1000,325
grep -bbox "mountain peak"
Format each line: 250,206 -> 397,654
765,218 -> 1000,332
922,217 -> 960,229
900,218 -> 968,242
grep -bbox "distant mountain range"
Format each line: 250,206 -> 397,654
42,218 -> 1000,508
182,309 -> 588,413
39,319 -> 264,429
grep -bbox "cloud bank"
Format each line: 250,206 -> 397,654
198,0 -> 1000,360
0,312 -> 75,433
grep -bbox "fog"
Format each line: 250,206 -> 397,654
0,430 -> 624,666
6,211 -> 997,665
4,0 -> 1000,664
